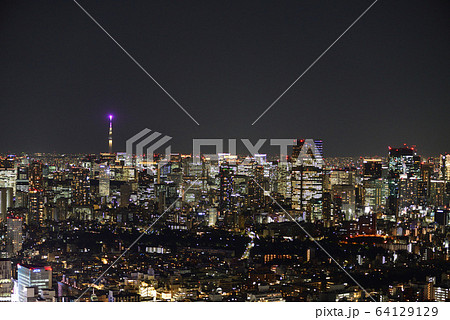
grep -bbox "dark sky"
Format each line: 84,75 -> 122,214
1,0 -> 449,157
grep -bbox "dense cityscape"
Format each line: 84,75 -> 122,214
0,117 -> 450,303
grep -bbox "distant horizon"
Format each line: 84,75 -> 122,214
0,149 -> 444,160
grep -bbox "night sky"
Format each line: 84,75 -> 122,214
1,0 -> 449,157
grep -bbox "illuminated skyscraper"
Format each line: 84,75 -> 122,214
439,154 -> 450,182
388,146 -> 421,178
28,162 -> 44,225
0,187 -> 13,222
219,163 -> 234,226
0,259 -> 12,302
420,162 -> 434,205
398,176 -> 419,211
387,146 -> 420,215
17,264 -> 52,302
0,168 -> 17,196
71,167 -> 90,206
363,159 -> 382,180
247,165 -> 265,209
276,161 -> 291,199
6,217 -> 22,257
363,178 -> 387,210
332,184 -> 356,220
291,139 -> 323,222
99,165 -> 110,198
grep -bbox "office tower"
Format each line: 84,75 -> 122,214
332,184 -> 356,220
6,217 -> 22,256
276,161 -> 291,198
398,176 -> 419,211
429,180 -> 445,207
28,162 -> 44,225
0,259 -> 12,302
71,167 -> 90,206
363,178 -> 387,210
329,170 -> 356,186
108,114 -> 113,153
219,163 -> 234,226
387,146 -> 420,216
0,187 -> 13,222
363,159 -> 382,180
29,162 -> 43,191
99,165 -> 110,198
292,139 -> 323,161
17,264 -> 52,302
439,154 -> 450,181
291,139 -> 323,222
322,192 -> 334,227
15,165 -> 29,194
388,146 -> 421,178
420,163 -> 434,206
0,168 -> 17,196
247,165 -> 265,209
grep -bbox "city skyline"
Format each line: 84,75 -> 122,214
1,0 -> 450,308
1,141 -> 450,302
0,0 -> 449,156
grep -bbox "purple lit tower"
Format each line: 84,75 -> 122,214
108,114 -> 113,153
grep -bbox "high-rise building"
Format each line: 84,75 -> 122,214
332,184 -> 356,220
99,165 -> 110,198
363,178 -> 387,210
219,163 -> 234,226
17,264 -> 52,302
247,165 -> 265,209
275,161 -> 291,199
387,146 -> 420,215
429,180 -> 446,207
0,259 -> 12,302
15,165 -> 29,191
363,159 -> 382,180
398,176 -> 419,211
0,187 -> 13,222
6,217 -> 22,257
439,154 -> 450,182
420,162 -> 434,206
291,139 -> 323,221
71,167 -> 90,206
28,162 -> 44,225
388,146 -> 421,178
329,170 -> 356,187
0,168 -> 17,196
